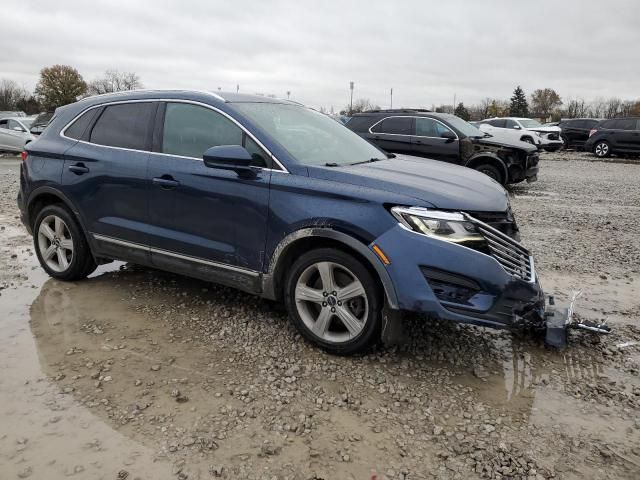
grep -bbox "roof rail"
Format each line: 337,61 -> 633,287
364,108 -> 432,113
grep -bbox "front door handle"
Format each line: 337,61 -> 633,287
68,163 -> 89,175
152,176 -> 180,190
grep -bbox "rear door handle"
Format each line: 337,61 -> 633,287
152,176 -> 180,189
68,163 -> 89,175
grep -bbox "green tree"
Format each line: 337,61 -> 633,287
454,102 -> 470,120
509,86 -> 529,117
35,65 -> 87,110
530,88 -> 562,120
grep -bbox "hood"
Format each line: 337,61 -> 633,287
308,155 -> 509,212
528,126 -> 561,133
475,130 -> 539,151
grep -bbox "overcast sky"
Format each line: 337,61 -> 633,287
1,0 -> 638,110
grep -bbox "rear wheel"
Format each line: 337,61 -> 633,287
475,163 -> 505,185
593,141 -> 610,158
285,248 -> 382,354
33,204 -> 96,280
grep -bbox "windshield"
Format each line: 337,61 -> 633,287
232,103 -> 385,166
445,115 -> 485,138
518,119 -> 542,128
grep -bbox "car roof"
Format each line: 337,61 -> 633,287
74,89 -> 295,106
353,110 -> 453,119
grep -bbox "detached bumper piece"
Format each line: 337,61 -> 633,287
544,293 -> 611,348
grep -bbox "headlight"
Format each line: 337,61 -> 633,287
391,207 -> 486,246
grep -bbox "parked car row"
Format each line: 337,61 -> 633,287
346,109 -> 539,185
19,90 -> 550,354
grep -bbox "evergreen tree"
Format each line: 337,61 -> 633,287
509,86 -> 529,117
454,102 -> 470,120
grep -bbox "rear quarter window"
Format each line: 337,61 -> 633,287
64,108 -> 100,140
345,116 -> 375,132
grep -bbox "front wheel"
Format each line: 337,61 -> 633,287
593,141 -> 610,158
285,248 -> 382,354
475,163 -> 505,185
33,204 -> 97,281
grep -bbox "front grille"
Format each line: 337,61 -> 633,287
467,215 -> 533,282
465,210 -> 519,240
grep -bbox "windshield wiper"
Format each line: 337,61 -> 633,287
324,162 -> 340,167
350,157 -> 384,166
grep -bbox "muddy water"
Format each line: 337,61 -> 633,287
2,156 -> 640,479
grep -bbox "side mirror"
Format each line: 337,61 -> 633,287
513,125 -> 521,130
12,126 -> 24,132
203,145 -> 257,177
440,130 -> 456,142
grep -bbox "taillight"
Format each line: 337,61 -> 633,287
589,129 -> 597,137
21,151 -> 28,161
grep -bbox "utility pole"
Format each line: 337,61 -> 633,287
453,93 -> 456,114
236,84 -> 240,93
286,90 -> 291,100
349,81 -> 354,114
390,88 -> 393,109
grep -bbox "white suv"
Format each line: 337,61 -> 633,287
481,117 -> 563,152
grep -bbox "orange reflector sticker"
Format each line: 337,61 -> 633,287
372,244 -> 390,265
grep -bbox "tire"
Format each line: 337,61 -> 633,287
560,134 -> 569,150
593,141 -> 611,158
475,163 -> 505,185
284,248 -> 382,354
33,204 -> 97,281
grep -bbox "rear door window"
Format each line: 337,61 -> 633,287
612,118 -> 637,130
89,102 -> 155,150
505,119 -> 519,128
371,117 -> 413,135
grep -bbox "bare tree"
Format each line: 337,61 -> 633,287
87,70 -> 143,96
340,98 -> 380,115
565,99 -> 588,118
530,88 -> 562,120
0,79 -> 29,110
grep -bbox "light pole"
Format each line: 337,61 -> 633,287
349,81 -> 354,114
286,90 -> 291,100
236,84 -> 240,93
390,88 -> 393,109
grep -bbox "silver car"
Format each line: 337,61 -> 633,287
0,117 -> 37,152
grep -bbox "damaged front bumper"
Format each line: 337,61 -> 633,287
373,220 -> 610,347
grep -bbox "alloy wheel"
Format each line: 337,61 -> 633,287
594,142 -> 609,157
294,261 -> 368,344
38,215 -> 74,272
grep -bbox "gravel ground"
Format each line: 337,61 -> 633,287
0,151 -> 639,480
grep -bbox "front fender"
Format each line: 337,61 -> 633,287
465,153 -> 508,180
261,227 -> 399,309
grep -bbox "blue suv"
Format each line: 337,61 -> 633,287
18,90 -> 543,354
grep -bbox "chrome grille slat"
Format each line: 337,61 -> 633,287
465,214 -> 534,282
484,237 -> 530,267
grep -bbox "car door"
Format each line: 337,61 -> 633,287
61,101 -> 156,262
368,116 -> 414,155
411,117 -> 460,163
611,118 -> 638,150
0,119 -> 27,151
146,101 -> 272,277
0,119 -> 11,149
